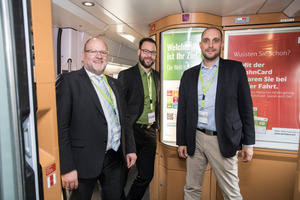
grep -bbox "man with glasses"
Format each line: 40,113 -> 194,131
118,37 -> 160,200
56,38 -> 137,200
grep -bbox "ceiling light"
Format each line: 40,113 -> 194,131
82,1 -> 95,7
118,33 -> 135,43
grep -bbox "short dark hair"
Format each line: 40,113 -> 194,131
202,27 -> 223,41
139,37 -> 157,49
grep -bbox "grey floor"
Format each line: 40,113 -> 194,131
91,164 -> 149,200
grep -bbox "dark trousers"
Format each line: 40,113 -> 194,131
69,150 -> 126,200
127,124 -> 157,200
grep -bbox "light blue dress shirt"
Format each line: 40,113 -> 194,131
85,68 -> 120,151
197,58 -> 219,131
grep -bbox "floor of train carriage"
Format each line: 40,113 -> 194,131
91,164 -> 149,200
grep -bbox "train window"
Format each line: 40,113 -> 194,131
0,2 -> 24,199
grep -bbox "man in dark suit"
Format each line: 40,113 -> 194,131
56,38 -> 137,200
176,27 -> 255,200
118,38 -> 160,200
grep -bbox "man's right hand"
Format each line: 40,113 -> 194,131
61,170 -> 78,190
178,146 -> 188,159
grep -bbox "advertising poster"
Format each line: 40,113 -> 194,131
224,28 -> 300,151
161,27 -> 205,145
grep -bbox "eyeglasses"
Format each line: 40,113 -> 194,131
140,49 -> 157,56
84,49 -> 109,56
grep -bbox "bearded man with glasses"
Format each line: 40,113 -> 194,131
119,37 -> 160,200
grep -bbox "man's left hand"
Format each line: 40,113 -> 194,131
126,153 -> 137,168
241,146 -> 253,162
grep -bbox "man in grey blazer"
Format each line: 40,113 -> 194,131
176,27 -> 255,200
56,38 -> 136,200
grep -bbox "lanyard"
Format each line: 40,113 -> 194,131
199,65 -> 219,108
90,75 -> 118,123
147,73 -> 154,111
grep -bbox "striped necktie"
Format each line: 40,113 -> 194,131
94,76 -> 120,151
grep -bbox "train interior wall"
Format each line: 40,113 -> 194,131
28,0 -> 300,199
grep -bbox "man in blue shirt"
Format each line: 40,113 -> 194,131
176,27 -> 255,200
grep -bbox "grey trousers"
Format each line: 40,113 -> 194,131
184,130 -> 242,200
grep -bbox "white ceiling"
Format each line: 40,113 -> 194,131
51,0 -> 300,50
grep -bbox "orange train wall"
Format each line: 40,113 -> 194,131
31,0 -> 61,199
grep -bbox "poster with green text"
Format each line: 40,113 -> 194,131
161,27 -> 205,145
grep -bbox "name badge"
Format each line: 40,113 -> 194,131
198,110 -> 208,124
148,112 -> 155,124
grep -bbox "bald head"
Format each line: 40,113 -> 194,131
84,38 -> 108,52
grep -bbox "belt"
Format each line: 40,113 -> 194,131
197,128 -> 217,136
136,123 -> 154,129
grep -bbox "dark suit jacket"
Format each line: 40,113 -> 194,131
56,67 -> 135,178
176,58 -> 255,158
118,64 -> 160,129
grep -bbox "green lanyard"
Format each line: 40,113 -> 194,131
147,73 -> 153,111
90,75 -> 118,123
199,65 -> 219,108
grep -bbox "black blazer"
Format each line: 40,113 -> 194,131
176,58 -> 255,158
118,64 -> 160,129
56,67 -> 135,178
